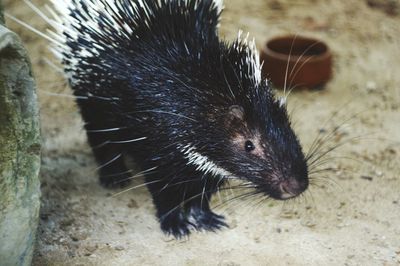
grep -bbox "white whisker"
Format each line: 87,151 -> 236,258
289,41 -> 319,78
94,153 -> 122,171
39,90 -> 87,99
43,57 -> 64,74
117,167 -> 159,183
111,180 -> 163,197
87,127 -> 125,133
109,137 -> 147,144
23,0 -> 56,28
283,34 -> 297,100
4,13 -> 62,46
134,110 -> 197,122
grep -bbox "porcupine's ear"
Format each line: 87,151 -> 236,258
227,105 -> 245,125
229,105 -> 244,119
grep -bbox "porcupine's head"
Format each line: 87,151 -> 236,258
180,34 -> 309,200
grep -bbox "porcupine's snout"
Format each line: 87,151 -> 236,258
277,177 -> 309,199
266,160 -> 309,200
262,174 -> 308,200
253,155 -> 309,200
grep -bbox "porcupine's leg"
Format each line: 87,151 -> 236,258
77,98 -> 131,188
147,173 -> 227,237
87,132 -> 131,188
146,176 -> 195,237
184,177 -> 228,231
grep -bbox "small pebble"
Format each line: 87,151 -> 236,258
114,245 -> 125,251
230,219 -> 238,229
60,218 -> 75,229
127,199 -> 139,209
40,211 -> 50,220
218,261 -> 241,266
337,223 -> 346,228
361,175 -> 373,181
280,210 -> 295,218
85,245 -> 98,253
366,81 -> 377,92
374,170 -> 383,177
302,220 -> 317,228
70,231 -> 88,241
67,250 -> 76,258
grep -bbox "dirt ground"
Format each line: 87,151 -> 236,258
4,0 -> 400,265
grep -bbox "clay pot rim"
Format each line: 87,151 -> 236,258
262,35 -> 332,64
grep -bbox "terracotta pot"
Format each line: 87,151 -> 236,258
260,35 -> 332,89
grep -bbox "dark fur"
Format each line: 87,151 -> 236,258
62,0 -> 308,237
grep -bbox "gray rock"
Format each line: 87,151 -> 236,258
0,2 -> 4,25
0,9 -> 41,266
0,5 -> 4,25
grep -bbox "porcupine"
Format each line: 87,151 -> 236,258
37,0 -> 309,237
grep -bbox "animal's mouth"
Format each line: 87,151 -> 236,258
278,183 -> 298,199
267,178 -> 308,200
254,176 -> 308,200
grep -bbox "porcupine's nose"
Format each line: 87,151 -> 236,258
278,178 -> 308,199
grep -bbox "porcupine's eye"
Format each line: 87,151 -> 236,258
244,140 -> 255,152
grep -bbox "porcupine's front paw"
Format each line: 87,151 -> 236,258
189,207 -> 228,232
160,209 -> 195,238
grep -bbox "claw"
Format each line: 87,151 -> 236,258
189,208 -> 228,232
160,210 -> 194,238
159,207 -> 228,238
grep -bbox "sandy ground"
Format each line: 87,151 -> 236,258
4,0 -> 400,265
